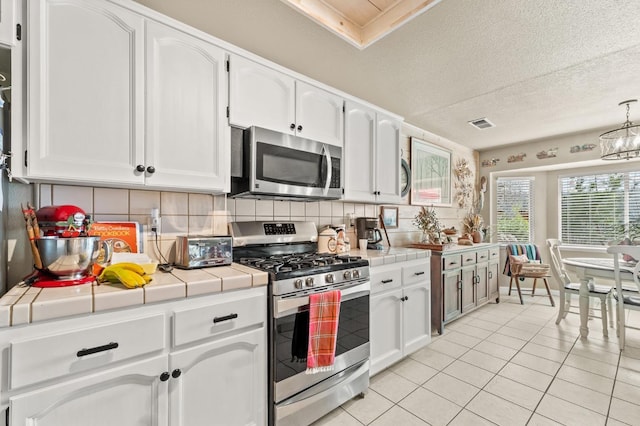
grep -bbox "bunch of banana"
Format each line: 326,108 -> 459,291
98,263 -> 152,288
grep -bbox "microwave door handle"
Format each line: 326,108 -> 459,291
322,144 -> 332,196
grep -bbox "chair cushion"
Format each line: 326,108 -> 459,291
613,291 -> 640,306
564,283 -> 612,294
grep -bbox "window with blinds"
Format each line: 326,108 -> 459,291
496,177 -> 534,243
560,172 -> 640,245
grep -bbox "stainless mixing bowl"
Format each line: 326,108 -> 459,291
35,236 -> 101,279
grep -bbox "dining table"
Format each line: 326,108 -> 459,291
562,257 -> 636,338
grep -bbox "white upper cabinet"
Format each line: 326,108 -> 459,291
0,0 -> 15,46
228,54 -> 344,146
228,54 -> 295,134
145,21 -> 229,192
294,80 -> 343,146
343,101 -> 375,201
343,101 -> 401,203
375,112 -> 402,203
27,0 -> 145,184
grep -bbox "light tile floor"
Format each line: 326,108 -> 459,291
313,289 -> 640,426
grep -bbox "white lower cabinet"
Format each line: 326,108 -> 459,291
370,259 -> 431,376
10,355 -> 169,425
168,327 -> 265,426
1,287 -> 267,426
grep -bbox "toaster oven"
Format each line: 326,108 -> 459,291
174,236 -> 233,269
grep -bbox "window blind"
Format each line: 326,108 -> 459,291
560,172 -> 640,245
496,177 -> 534,243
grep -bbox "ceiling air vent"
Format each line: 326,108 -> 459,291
468,118 -> 495,129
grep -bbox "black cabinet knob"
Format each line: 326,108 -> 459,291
297,125 -> 303,131
160,372 -> 170,382
171,369 -> 182,378
146,166 -> 156,174
136,165 -> 145,172
290,123 -> 296,130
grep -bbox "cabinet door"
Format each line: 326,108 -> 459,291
0,0 -> 14,46
461,266 -> 476,313
488,260 -> 500,301
375,113 -> 402,204
343,100 -> 376,202
145,21 -> 228,192
442,270 -> 461,322
228,55 -> 295,133
27,0 -> 145,183
402,283 -> 431,355
370,289 -> 403,376
10,355 -> 168,426
476,262 -> 489,305
169,327 -> 266,426
294,81 -> 343,146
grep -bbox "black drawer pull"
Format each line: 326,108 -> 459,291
381,279 -> 394,284
213,313 -> 238,323
77,342 -> 119,357
414,271 -> 425,276
449,261 -> 458,266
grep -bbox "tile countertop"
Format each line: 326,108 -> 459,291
0,263 -> 268,328
359,247 -> 431,267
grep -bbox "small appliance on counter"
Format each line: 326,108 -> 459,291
174,235 -> 232,269
356,217 -> 384,250
36,205 -> 92,237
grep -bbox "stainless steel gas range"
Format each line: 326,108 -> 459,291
230,221 -> 370,426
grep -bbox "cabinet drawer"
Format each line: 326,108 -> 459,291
370,264 -> 402,294
10,313 -> 165,389
489,247 -> 500,260
442,255 -> 462,270
173,291 -> 265,347
476,250 -> 490,263
461,252 -> 477,266
402,261 -> 430,287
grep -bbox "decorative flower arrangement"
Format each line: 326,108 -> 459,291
413,206 -> 442,243
462,211 -> 484,234
453,158 -> 473,209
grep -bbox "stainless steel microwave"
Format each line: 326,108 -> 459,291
230,126 -> 342,200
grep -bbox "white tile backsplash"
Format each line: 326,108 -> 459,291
319,201 -> 332,216
290,202 -> 306,216
130,190 -> 160,215
189,215 -> 214,235
235,199 -> 255,216
273,201 -> 290,217
305,202 -> 319,216
161,192 -> 188,215
94,188 -> 129,214
52,185 -> 93,213
188,193 -> 213,215
39,184 -> 52,207
255,200 -> 274,216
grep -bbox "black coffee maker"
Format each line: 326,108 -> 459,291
355,217 -> 383,250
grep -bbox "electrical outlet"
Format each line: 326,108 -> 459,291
149,208 -> 161,234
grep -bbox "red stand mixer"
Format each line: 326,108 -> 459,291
22,204 -> 103,287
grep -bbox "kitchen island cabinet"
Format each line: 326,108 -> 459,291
228,54 -> 344,147
431,244 -> 500,334
343,100 -> 402,204
370,258 -> 431,376
1,286 -> 267,426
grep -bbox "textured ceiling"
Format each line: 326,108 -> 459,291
135,0 -> 640,151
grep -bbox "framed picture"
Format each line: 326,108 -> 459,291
381,206 -> 398,229
410,137 -> 452,206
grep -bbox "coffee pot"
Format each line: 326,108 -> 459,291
355,217 -> 383,250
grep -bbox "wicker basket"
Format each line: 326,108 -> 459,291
512,262 -> 550,277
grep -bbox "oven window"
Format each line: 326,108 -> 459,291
256,143 -> 323,187
273,295 -> 369,383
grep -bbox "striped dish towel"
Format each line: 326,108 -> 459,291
306,290 -> 342,374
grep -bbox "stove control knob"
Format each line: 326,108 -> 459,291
294,279 -> 303,289
325,274 -> 334,283
305,277 -> 315,287
352,269 -> 360,279
343,270 -> 352,280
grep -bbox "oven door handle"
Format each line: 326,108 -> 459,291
322,144 -> 332,196
275,281 -> 370,317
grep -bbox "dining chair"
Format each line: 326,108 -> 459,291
547,239 -> 613,336
606,245 -> 640,350
503,243 -> 555,306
